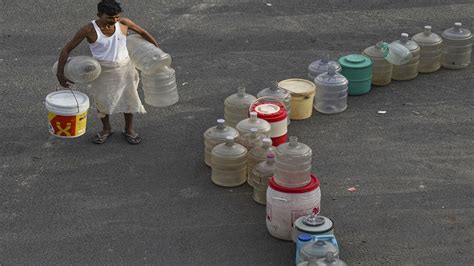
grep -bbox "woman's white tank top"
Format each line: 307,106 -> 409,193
89,20 -> 129,62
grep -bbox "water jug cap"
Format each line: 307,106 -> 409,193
298,233 -> 312,242
216,119 -> 225,129
454,22 -> 462,30
250,127 -> 258,133
442,22 -> 472,40
262,138 -> 272,147
423,25 -> 432,35
266,153 -> 275,159
302,212 -> 325,227
225,136 -> 234,145
400,33 -> 409,43
322,54 -> 330,63
84,64 -> 97,72
249,112 -> 258,120
237,87 -> 246,97
327,64 -> 336,75
289,136 -> 299,147
324,251 -> 336,263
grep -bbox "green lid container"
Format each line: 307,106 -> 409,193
338,54 -> 373,95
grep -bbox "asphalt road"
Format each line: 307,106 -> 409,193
1,0 -> 473,264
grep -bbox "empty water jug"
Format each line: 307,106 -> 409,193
412,26 -> 443,73
441,22 -> 473,69
141,66 -> 179,107
274,136 -> 312,188
300,238 -> 339,264
224,87 -> 257,128
211,136 -> 248,187
203,119 -> 239,167
313,64 -> 348,114
238,128 -> 264,150
126,34 -> 172,75
251,153 -> 275,204
362,42 -> 394,86
391,33 -> 421,80
316,252 -> 347,266
308,54 -> 342,81
247,138 -> 275,184
236,112 -> 272,140
52,56 -> 101,83
338,54 -> 373,95
257,82 -> 292,125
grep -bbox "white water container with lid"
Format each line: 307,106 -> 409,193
308,54 -> 341,81
236,112 -> 271,139
293,213 -> 334,242
52,56 -> 101,83
126,34 -> 172,75
251,153 -> 276,205
211,136 -> 248,187
141,66 -> 179,107
412,26 -> 443,73
391,33 -> 421,80
274,136 -> 312,188
257,82 -> 292,125
313,64 -> 348,115
441,22 -> 473,69
248,137 -> 275,185
203,119 -> 239,167
300,239 -> 339,263
224,87 -> 257,128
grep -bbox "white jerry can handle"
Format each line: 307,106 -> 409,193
249,96 -> 286,114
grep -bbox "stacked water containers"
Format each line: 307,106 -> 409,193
391,33 -> 421,80
266,136 -> 321,241
224,87 -> 257,128
236,112 -> 272,142
362,42 -> 393,86
247,138 -> 275,184
412,26 -> 443,73
307,54 -> 341,81
126,34 -> 179,107
203,119 -> 239,167
338,54 -> 373,95
441,22 -> 473,69
313,64 -> 348,114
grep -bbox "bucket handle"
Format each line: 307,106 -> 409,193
55,85 -> 81,114
249,96 -> 286,114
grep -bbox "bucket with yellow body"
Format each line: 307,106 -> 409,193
278,79 -> 316,120
45,90 -> 90,138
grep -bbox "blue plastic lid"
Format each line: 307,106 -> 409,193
298,233 -> 312,242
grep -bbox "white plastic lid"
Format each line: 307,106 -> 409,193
45,90 -> 90,115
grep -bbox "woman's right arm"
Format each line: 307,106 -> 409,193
57,26 -> 89,87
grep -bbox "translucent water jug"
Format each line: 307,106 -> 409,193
203,119 -> 239,167
391,33 -> 421,80
238,128 -> 264,150
141,66 -> 179,107
300,239 -> 339,263
52,56 -> 101,83
211,136 -> 248,187
126,34 -> 172,75
257,82 -> 292,125
247,137 -> 275,184
316,252 -> 347,266
308,54 -> 342,81
251,153 -> 275,204
274,136 -> 312,188
412,26 -> 443,73
236,112 -> 272,140
224,87 -> 257,128
362,42 -> 394,86
441,22 -> 473,69
313,64 -> 348,114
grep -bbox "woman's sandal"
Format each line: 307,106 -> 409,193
92,131 -> 114,144
122,132 -> 142,145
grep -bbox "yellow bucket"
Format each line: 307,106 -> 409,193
278,79 -> 316,120
45,90 -> 90,138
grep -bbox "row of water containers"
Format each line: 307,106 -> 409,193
52,34 -> 179,108
307,23 -> 472,101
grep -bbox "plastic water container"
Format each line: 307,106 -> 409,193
250,98 -> 288,146
441,22 -> 473,69
266,175 -> 321,241
141,66 -> 179,107
308,54 -> 342,81
126,34 -> 172,75
296,234 -> 313,265
412,26 -> 443,73
211,136 -> 248,187
236,111 -> 272,140
274,136 -> 312,188
391,33 -> 421,80
224,87 -> 257,128
293,213 -> 334,242
52,56 -> 101,83
238,128 -> 264,150
257,82 -> 292,125
313,64 -> 348,115
251,153 -> 276,205
203,119 -> 239,167
45,90 -> 90,138
278,79 -> 316,120
248,138 -> 275,185
315,252 -> 347,266
338,54 -> 373,95
299,236 -> 339,264
363,42 -> 394,86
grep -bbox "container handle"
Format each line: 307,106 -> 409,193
56,85 -> 81,114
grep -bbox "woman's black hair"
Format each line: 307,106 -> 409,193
98,0 -> 122,16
